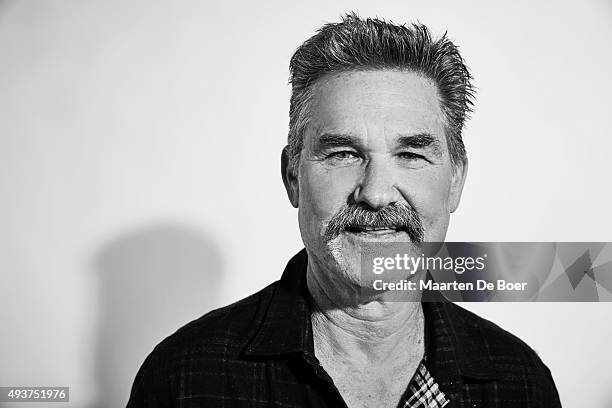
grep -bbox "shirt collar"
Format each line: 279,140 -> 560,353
243,249 -> 499,383
243,249 -> 312,356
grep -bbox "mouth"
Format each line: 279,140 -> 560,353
344,226 -> 405,235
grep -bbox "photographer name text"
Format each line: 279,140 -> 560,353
373,279 -> 528,291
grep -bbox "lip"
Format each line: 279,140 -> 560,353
343,228 -> 408,241
346,228 -> 398,235
345,226 -> 403,235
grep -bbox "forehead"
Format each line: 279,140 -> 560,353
308,70 -> 444,139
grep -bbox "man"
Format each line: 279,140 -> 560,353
127,14 -> 561,407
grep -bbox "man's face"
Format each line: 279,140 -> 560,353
283,70 -> 467,287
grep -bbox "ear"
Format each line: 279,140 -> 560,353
281,146 -> 299,208
449,158 -> 468,213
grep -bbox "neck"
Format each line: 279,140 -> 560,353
307,259 -> 425,367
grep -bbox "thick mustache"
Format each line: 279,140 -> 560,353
324,203 -> 424,242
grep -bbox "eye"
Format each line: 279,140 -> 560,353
327,151 -> 360,162
398,152 -> 425,161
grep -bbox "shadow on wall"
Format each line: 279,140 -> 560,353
0,0 -> 10,14
90,224 -> 224,408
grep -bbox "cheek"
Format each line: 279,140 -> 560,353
298,166 -> 358,228
398,171 -> 453,225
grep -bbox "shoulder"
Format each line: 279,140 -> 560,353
445,302 -> 561,406
153,280 -> 278,365
450,303 -> 548,367
156,281 -> 277,356
126,281 -> 279,406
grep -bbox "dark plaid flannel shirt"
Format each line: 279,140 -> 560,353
127,249 -> 562,408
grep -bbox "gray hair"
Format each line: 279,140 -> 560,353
287,13 -> 475,173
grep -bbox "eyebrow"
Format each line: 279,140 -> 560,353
316,133 -> 362,149
397,133 -> 442,157
316,132 -> 443,156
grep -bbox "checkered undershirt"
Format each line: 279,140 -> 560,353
402,360 -> 449,408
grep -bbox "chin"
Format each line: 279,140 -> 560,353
325,238 -> 363,286
323,235 -> 399,289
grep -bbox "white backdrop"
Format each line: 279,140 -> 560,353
1,1 -> 611,407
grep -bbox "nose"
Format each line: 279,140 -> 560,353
353,158 -> 400,210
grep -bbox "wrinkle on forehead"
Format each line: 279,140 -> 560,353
306,70 -> 446,150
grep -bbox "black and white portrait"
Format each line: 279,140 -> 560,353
1,1 -> 611,407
